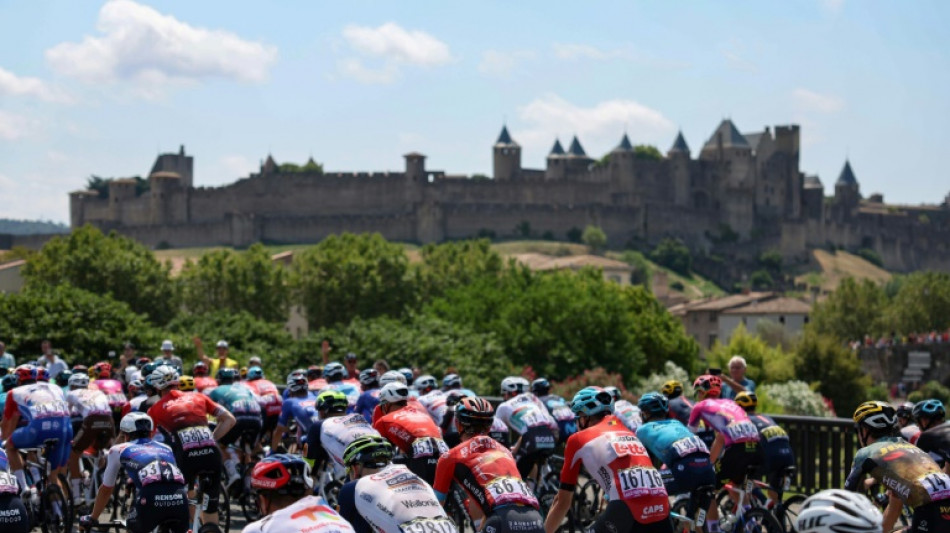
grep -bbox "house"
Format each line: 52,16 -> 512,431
669,292 -> 794,354
719,297 -> 812,344
0,260 -> 26,294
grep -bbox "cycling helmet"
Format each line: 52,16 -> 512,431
455,397 -> 495,427
306,365 -> 323,381
135,357 -> 151,368
500,376 -> 530,396
128,379 -> 143,396
240,367 -> 248,379
571,388 -> 614,417
693,375 -> 722,398
251,454 -> 313,496
661,380 -> 684,398
637,392 -> 669,417
72,364 -> 89,376
316,390 -> 348,413
217,367 -> 239,385
379,370 -> 407,386
323,362 -> 346,382
93,362 -> 112,379
286,373 -> 308,394
1,374 -> 17,392
141,361 -> 165,378
359,368 -> 379,387
603,386 -> 623,402
68,373 -> 90,389
415,375 -> 437,394
14,364 -> 35,385
442,374 -> 462,389
912,399 -> 946,422
378,382 -> 410,405
531,378 -> 551,396
193,361 -> 209,377
288,368 -> 306,380
119,412 -> 154,435
149,365 -> 180,391
246,366 -> 264,381
734,391 -> 758,411
853,401 -> 897,430
343,435 -> 394,469
797,489 -> 882,533
55,368 -> 72,387
398,368 -> 414,385
35,367 -> 50,382
895,402 -> 914,419
178,375 -> 195,392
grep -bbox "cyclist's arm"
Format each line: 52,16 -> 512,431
90,446 -> 122,520
544,491 -> 574,533
432,454 -> 454,504
882,491 -> 903,533
0,401 -> 19,440
709,432 -> 725,461
211,407 -> 236,442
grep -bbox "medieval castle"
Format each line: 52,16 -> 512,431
70,120 -> 950,272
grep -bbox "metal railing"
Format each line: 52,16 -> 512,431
771,414 -> 857,494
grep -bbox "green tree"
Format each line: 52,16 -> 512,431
516,221 -> 532,238
795,332 -> 870,417
179,243 -> 289,322
649,238 -> 692,275
23,225 -> 177,324
289,233 -> 414,329
582,225 -> 608,254
621,250 -> 652,288
706,323 -> 796,384
301,159 -> 324,174
908,381 -> 950,405
808,277 -> 887,341
633,144 -> 663,161
413,239 -> 503,302
885,271 -> 950,334
749,269 -> 774,290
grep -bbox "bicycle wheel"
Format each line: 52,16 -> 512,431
240,487 -> 261,522
774,494 -> 806,533
218,481 -> 232,533
572,479 -> 602,531
736,508 -> 784,533
40,484 -> 70,533
670,496 -> 694,533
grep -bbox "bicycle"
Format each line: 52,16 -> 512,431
670,484 -> 716,533
80,513 -> 188,533
21,439 -> 73,533
715,466 -> 785,533
189,467 -> 231,533
716,466 -> 807,533
227,431 -> 262,522
527,453 -> 574,532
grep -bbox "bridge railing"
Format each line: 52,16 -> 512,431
771,414 -> 857,494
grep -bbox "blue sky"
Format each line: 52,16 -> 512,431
1,0 -> 948,223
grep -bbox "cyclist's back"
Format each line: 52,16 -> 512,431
496,381 -> 558,477
0,448 -> 28,533
340,461 -> 453,533
373,383 -> 448,484
660,381 -> 693,426
637,392 -> 715,497
613,399 -> 642,433
4,375 -> 72,472
243,495 -> 355,533
735,392 -> 795,493
533,377 -> 577,444
916,421 -> 950,466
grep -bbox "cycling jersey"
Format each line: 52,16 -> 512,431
636,418 -> 715,495
67,387 -> 115,453
338,463 -> 454,533
279,393 -> 319,433
613,400 -> 643,433
354,389 -> 380,423
748,414 -> 795,482
373,404 -> 447,484
370,398 -> 424,425
4,381 -> 72,469
490,417 -> 511,447
417,390 -> 449,426
66,387 -> 112,418
433,435 -> 539,514
194,376 -> 218,393
0,456 -> 27,533
688,399 -> 760,446
243,495 -> 355,533
92,378 -> 129,419
916,422 -> 950,467
245,379 -> 284,418
323,381 -> 361,412
148,390 -> 226,433
538,394 -> 577,442
208,383 -> 263,421
495,393 -> 558,435
306,378 -> 328,394
128,394 -> 148,414
561,416 -> 669,524
307,414 -> 381,476
667,396 -> 693,426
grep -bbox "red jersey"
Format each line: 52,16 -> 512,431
371,398 -> 424,425
433,435 -> 538,514
245,379 -> 283,416
561,416 -> 668,524
372,404 -> 442,454
148,390 -> 223,432
194,376 -> 218,393
309,378 -> 328,391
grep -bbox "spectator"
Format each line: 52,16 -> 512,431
36,339 -> 68,380
373,359 -> 390,374
195,337 -> 238,375
0,341 -> 14,369
721,355 -> 756,399
156,340 -> 184,373
344,352 -> 359,380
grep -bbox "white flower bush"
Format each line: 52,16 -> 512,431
634,361 -> 690,396
759,380 -> 833,417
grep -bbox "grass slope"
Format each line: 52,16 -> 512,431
794,249 -> 892,295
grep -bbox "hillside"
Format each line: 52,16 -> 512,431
0,219 -> 68,235
794,249 -> 893,295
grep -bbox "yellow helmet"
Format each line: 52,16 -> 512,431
853,401 -> 897,429
661,380 -> 683,398
240,366 -> 248,379
178,374 -> 195,392
734,391 -> 757,410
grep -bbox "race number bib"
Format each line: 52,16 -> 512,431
399,517 -> 458,533
138,460 -> 185,486
0,471 -> 18,494
486,476 -> 538,507
231,399 -> 261,414
724,421 -> 758,442
617,467 -> 666,499
920,472 -> 950,501
177,425 -> 215,450
411,438 -> 449,458
671,435 -> 709,458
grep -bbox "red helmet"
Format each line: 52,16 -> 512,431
35,367 -> 50,382
14,365 -> 36,385
193,361 -> 209,377
93,362 -> 112,379
251,454 -> 312,496
693,374 -> 722,398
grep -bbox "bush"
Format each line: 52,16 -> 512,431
582,225 -> 607,253
566,227 -> 583,243
551,367 -> 634,402
620,250 -> 652,288
650,238 -> 692,275
750,269 -> 774,290
632,361 -> 690,397
908,381 -> 950,405
795,332 -> 870,417
757,381 -> 833,417
856,248 -> 884,267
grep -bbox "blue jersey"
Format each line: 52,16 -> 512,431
0,447 -> 8,470
0,392 -> 6,416
278,393 -> 318,432
354,389 -> 380,423
539,394 -> 578,442
324,381 -> 360,411
637,418 -> 711,466
102,438 -> 185,492
208,383 -> 262,420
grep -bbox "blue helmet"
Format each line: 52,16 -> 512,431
913,399 -> 946,422
246,366 -> 264,381
531,378 -> 551,395
637,392 -> 669,417
398,367 -> 414,385
1,374 -> 17,392
571,388 -> 613,417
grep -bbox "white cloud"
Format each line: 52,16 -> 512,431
219,155 -> 258,179
793,88 -> 844,113
478,50 -> 535,78
45,0 -> 277,86
515,94 -> 675,156
338,58 -> 398,84
0,111 -> 39,141
0,67 -> 72,103
553,43 -> 623,61
342,22 -> 452,67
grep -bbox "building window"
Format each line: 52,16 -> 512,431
709,313 -> 716,323
708,334 -> 717,348
779,316 -> 786,324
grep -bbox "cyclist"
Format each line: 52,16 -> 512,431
306,390 -> 381,479
661,380 -> 694,426
192,361 -> 218,393
440,387 -> 476,449
897,402 -> 921,442
323,362 -> 361,411
208,368 -> 263,488
244,454 -> 354,533
90,362 -> 128,426
372,382 -> 448,484
354,369 -> 381,423
607,386 -> 643,433
307,365 -> 328,392
339,435 -> 455,533
54,368 -> 72,392
137,361 -> 166,413
1,364 -> 72,497
65,372 -> 115,504
912,399 -> 950,468
442,373 -> 476,397
734,391 -> 795,506
434,397 -> 543,533
846,401 -> 950,533
531,378 -> 577,444
416,375 -> 449,425
178,375 -> 196,392
127,379 -> 147,414
147,365 -> 236,527
0,374 -> 16,412
495,376 -> 558,478
0,447 -> 29,533
796,489 -> 882,533
636,392 -> 715,519
79,412 -> 189,533
243,366 -> 283,445
272,372 -> 318,451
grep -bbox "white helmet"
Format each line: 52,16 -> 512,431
797,490 -> 882,533
149,365 -> 180,390
414,375 -> 437,393
119,412 -> 154,434
380,371 -> 407,386
378,382 -> 410,405
68,373 -> 90,389
501,376 -> 530,395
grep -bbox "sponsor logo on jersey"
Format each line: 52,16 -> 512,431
882,474 -> 911,500
401,499 -> 439,509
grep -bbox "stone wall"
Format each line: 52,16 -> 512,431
857,344 -> 950,385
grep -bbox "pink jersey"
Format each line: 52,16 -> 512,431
93,379 -> 129,411
246,379 -> 283,417
688,398 -> 760,446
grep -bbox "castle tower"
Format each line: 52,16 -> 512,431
261,154 -> 277,175
545,138 -> 566,180
609,133 -> 635,192
149,170 -> 183,225
404,152 -> 427,182
565,135 -> 593,176
149,145 -> 194,188
668,131 -> 691,207
493,126 -> 521,181
834,159 -> 860,211
108,178 -> 138,222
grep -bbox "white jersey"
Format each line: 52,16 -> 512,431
353,464 -> 456,533
495,393 -> 558,435
417,390 -> 449,426
320,413 -> 381,475
66,388 -> 112,417
129,394 -> 148,412
613,400 -> 642,433
242,495 -> 355,533
124,366 -> 142,384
